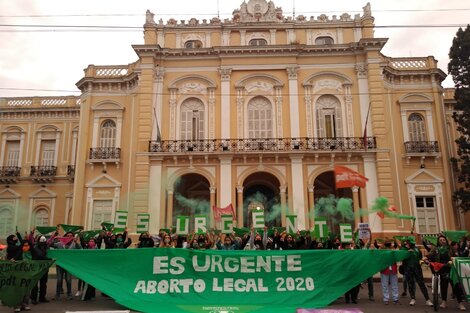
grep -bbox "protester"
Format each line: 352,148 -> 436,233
401,238 -> 433,306
424,234 -> 466,310
30,235 -> 52,305
137,232 -> 155,248
216,233 -> 240,250
6,232 -> 31,312
52,231 -> 82,300
379,239 -> 399,305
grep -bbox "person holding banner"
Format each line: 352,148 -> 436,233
247,227 -> 267,250
6,232 -> 31,312
215,234 -> 240,250
449,241 -> 467,311
52,231 -> 82,300
30,235 -> 52,305
401,238 -> 433,307
159,233 -> 176,248
137,232 -> 155,248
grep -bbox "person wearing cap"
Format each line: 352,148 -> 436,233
402,238 -> 433,307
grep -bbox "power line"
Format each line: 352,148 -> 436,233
1,8 -> 470,18
0,23 -> 467,33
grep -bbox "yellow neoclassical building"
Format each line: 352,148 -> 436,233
0,1 -> 468,239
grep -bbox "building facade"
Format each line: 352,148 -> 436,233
1,0 -> 468,239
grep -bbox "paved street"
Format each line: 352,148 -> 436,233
1,271 -> 467,313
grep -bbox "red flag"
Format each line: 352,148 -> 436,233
334,165 -> 368,189
212,204 -> 235,222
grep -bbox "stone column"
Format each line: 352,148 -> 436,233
355,63 -> 371,141
308,184 -> 315,229
152,67 -> 165,140
280,185 -> 287,227
148,160 -> 163,233
352,186 -> 360,228
219,155 -> 233,209
364,155 -> 382,232
237,185 -> 244,227
289,155 -> 306,229
219,68 -> 232,139
209,186 -> 216,228
166,189 -> 174,228
287,67 -> 300,138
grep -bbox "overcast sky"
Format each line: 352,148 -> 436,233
0,0 -> 467,97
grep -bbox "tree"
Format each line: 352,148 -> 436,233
448,25 -> 470,212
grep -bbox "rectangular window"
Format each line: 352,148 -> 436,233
5,141 -> 20,167
40,140 -> 55,167
92,200 -> 113,230
415,196 -> 438,233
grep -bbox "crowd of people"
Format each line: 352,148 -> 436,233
1,225 -> 469,312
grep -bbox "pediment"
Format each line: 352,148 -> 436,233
0,188 -> 21,198
86,174 -> 121,187
405,169 -> 443,184
29,188 -> 57,198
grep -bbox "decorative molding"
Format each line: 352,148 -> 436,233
355,63 -> 368,79
219,68 -> 232,81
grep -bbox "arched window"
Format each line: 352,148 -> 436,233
248,97 -> 273,138
184,40 -> 203,49
249,38 -> 267,46
34,208 -> 49,227
180,98 -> 205,140
316,95 -> 341,137
100,120 -> 116,148
0,207 -> 14,237
315,36 -> 334,45
408,113 -> 427,141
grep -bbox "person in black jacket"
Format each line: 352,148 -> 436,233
137,232 -> 155,248
30,235 -> 51,304
6,232 -> 31,312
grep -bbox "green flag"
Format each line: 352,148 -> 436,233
35,226 -> 57,235
59,224 -> 83,233
81,230 -> 101,242
0,260 -> 54,307
450,257 -> 470,301
101,222 -> 114,231
443,230 -> 468,242
423,236 -> 438,246
48,248 -> 408,313
233,227 -> 250,237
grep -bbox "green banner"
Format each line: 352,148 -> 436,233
48,248 -> 408,313
35,226 -> 57,235
451,257 -> 470,301
285,215 -> 297,234
221,215 -> 234,234
0,260 -> 54,307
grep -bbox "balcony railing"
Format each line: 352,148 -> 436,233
30,166 -> 57,183
149,137 -> 376,153
0,166 -> 21,183
88,147 -> 121,160
67,165 -> 75,180
404,141 -> 439,154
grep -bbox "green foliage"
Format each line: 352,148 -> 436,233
448,25 -> 470,212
